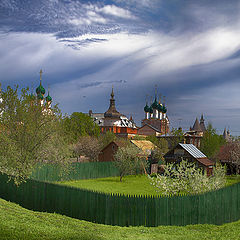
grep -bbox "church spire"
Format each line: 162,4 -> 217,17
104,87 -> 121,118
192,117 -> 202,132
200,114 -> 206,132
111,85 -> 114,99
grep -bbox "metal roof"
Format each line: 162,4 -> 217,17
179,143 -> 207,159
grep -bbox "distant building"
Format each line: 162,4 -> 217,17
0,70 -> 52,115
223,128 -> 231,142
35,70 -> 52,114
187,114 -> 206,137
89,87 -> 137,138
98,140 -> 155,162
139,92 -> 170,136
164,143 -> 214,176
183,114 -> 207,148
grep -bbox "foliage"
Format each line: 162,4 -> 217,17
114,144 -> 147,181
150,160 -> 226,196
218,140 -> 240,174
230,141 -> 240,174
146,135 -> 168,163
151,138 -> 169,163
99,130 -> 116,149
169,127 -> 184,148
2,198 -> 240,240
200,123 -> 226,159
0,85 -> 71,183
73,136 -> 101,161
62,112 -> 100,143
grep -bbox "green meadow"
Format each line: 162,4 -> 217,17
1,197 -> 240,240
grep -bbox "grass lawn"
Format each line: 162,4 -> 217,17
226,175 -> 240,186
58,175 -> 159,196
58,174 -> 240,196
1,197 -> 240,240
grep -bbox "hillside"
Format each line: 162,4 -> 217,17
0,198 -> 240,240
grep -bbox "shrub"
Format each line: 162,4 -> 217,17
149,160 -> 226,196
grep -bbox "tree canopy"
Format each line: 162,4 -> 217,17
200,123 -> 225,159
0,85 -> 71,183
62,112 -> 100,143
114,144 -> 148,182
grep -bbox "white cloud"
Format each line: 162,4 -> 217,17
69,10 -> 107,26
97,5 -> 136,19
133,27 -> 240,80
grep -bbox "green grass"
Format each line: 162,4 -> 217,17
226,175 -> 240,186
1,197 -> 240,240
58,175 -> 160,196
58,174 -> 240,196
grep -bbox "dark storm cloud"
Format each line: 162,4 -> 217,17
1,0 -> 240,134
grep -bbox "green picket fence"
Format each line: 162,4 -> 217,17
0,173 -> 240,226
30,162 -> 120,182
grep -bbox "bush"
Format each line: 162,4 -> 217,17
149,160 -> 226,196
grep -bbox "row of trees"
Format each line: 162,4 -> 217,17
0,85 -> 239,183
0,85 -> 124,183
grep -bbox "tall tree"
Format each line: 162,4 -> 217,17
62,112 -> 100,143
73,136 -> 101,162
114,144 -> 147,182
200,123 -> 225,159
0,86 -> 71,183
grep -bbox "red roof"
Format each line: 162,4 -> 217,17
197,158 -> 214,167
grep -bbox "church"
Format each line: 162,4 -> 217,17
138,93 -> 170,136
35,70 -> 52,109
89,87 -> 137,138
0,70 -> 52,110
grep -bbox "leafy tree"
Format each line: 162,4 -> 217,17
73,136 -> 101,162
169,127 -> 184,148
114,144 -> 147,182
150,160 -> 226,196
99,130 -> 116,149
200,123 -> 225,159
0,85 -> 71,183
62,112 -> 100,143
217,140 -> 240,174
146,135 -> 168,163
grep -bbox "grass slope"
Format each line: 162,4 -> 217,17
58,175 -> 240,196
0,197 -> 240,240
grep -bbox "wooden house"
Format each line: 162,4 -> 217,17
98,140 -> 156,162
164,143 -> 214,176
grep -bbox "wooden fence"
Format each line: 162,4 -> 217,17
0,173 -> 240,226
30,162 -> 120,182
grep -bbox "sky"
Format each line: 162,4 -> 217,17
0,0 -> 240,135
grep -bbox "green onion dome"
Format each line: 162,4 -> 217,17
37,93 -> 44,100
162,105 -> 167,113
46,93 -> 52,102
144,103 -> 150,112
151,97 -> 158,109
36,82 -> 45,95
157,103 -> 163,112
149,105 -> 153,114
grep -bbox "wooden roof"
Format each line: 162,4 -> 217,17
131,140 -> 156,152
